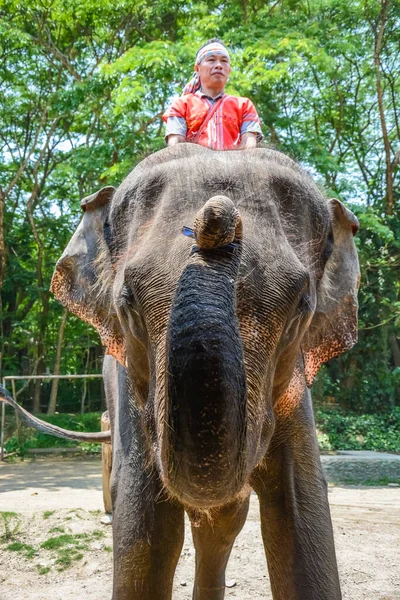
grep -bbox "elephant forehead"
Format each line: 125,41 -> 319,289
237,238 -> 311,302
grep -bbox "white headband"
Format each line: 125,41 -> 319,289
195,42 -> 230,65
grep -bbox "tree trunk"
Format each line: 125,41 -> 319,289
11,379 -> 23,447
80,346 -> 90,414
373,0 -> 394,215
340,355 -> 358,412
391,335 -> 400,368
0,189 -> 5,378
0,191 -> 5,281
47,308 -> 68,415
32,294 -> 49,414
32,361 -> 44,414
80,378 -> 87,414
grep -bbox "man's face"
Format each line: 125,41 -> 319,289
195,53 -> 231,91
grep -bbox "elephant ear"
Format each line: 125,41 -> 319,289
50,186 -> 126,366
302,198 -> 360,387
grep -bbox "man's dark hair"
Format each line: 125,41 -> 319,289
196,38 -> 228,58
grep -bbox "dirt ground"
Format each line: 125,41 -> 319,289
0,457 -> 399,600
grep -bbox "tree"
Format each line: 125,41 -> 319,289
0,0 -> 398,413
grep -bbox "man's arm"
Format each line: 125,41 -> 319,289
241,132 -> 257,149
164,114 -> 187,146
167,134 -> 186,146
240,99 -> 263,149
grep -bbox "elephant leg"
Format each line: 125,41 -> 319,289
111,458 -> 184,600
109,368 -> 184,600
190,492 -> 250,600
251,390 -> 341,600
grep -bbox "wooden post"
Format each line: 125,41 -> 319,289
101,411 -> 112,514
11,379 -> 22,446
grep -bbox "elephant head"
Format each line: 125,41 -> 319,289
50,145 -> 359,508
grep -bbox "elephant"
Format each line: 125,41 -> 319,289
0,144 -> 359,600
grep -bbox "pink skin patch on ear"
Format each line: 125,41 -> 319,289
275,366 -> 306,419
104,337 -> 126,367
50,269 -> 126,367
303,318 -> 357,387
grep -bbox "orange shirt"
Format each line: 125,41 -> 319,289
162,92 -> 262,150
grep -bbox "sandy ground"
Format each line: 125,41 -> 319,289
0,457 -> 399,600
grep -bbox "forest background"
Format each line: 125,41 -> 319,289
0,0 -> 399,450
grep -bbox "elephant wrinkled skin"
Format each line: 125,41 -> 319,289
17,145 -> 362,599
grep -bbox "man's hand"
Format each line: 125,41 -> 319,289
241,132 -> 257,149
167,134 -> 186,146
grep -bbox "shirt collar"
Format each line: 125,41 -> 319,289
195,89 -> 225,101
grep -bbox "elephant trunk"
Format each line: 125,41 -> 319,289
162,196 -> 247,508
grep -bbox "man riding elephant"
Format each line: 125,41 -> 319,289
163,39 -> 263,149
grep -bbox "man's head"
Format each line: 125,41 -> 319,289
194,39 -> 231,95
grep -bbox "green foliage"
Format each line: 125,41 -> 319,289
5,408 -> 398,455
41,533 -> 88,570
315,407 -> 400,453
43,511 -> 56,519
6,541 -> 36,559
0,508 -> 110,576
49,526 -> 65,534
0,0 -> 398,417
0,512 -> 21,542
41,533 -> 88,550
4,412 -> 102,455
40,530 -> 105,570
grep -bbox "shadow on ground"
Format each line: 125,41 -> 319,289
0,457 -> 102,494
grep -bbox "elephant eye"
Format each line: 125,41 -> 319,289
115,283 -> 136,314
284,291 -> 313,341
120,283 -> 133,304
298,292 -> 313,314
